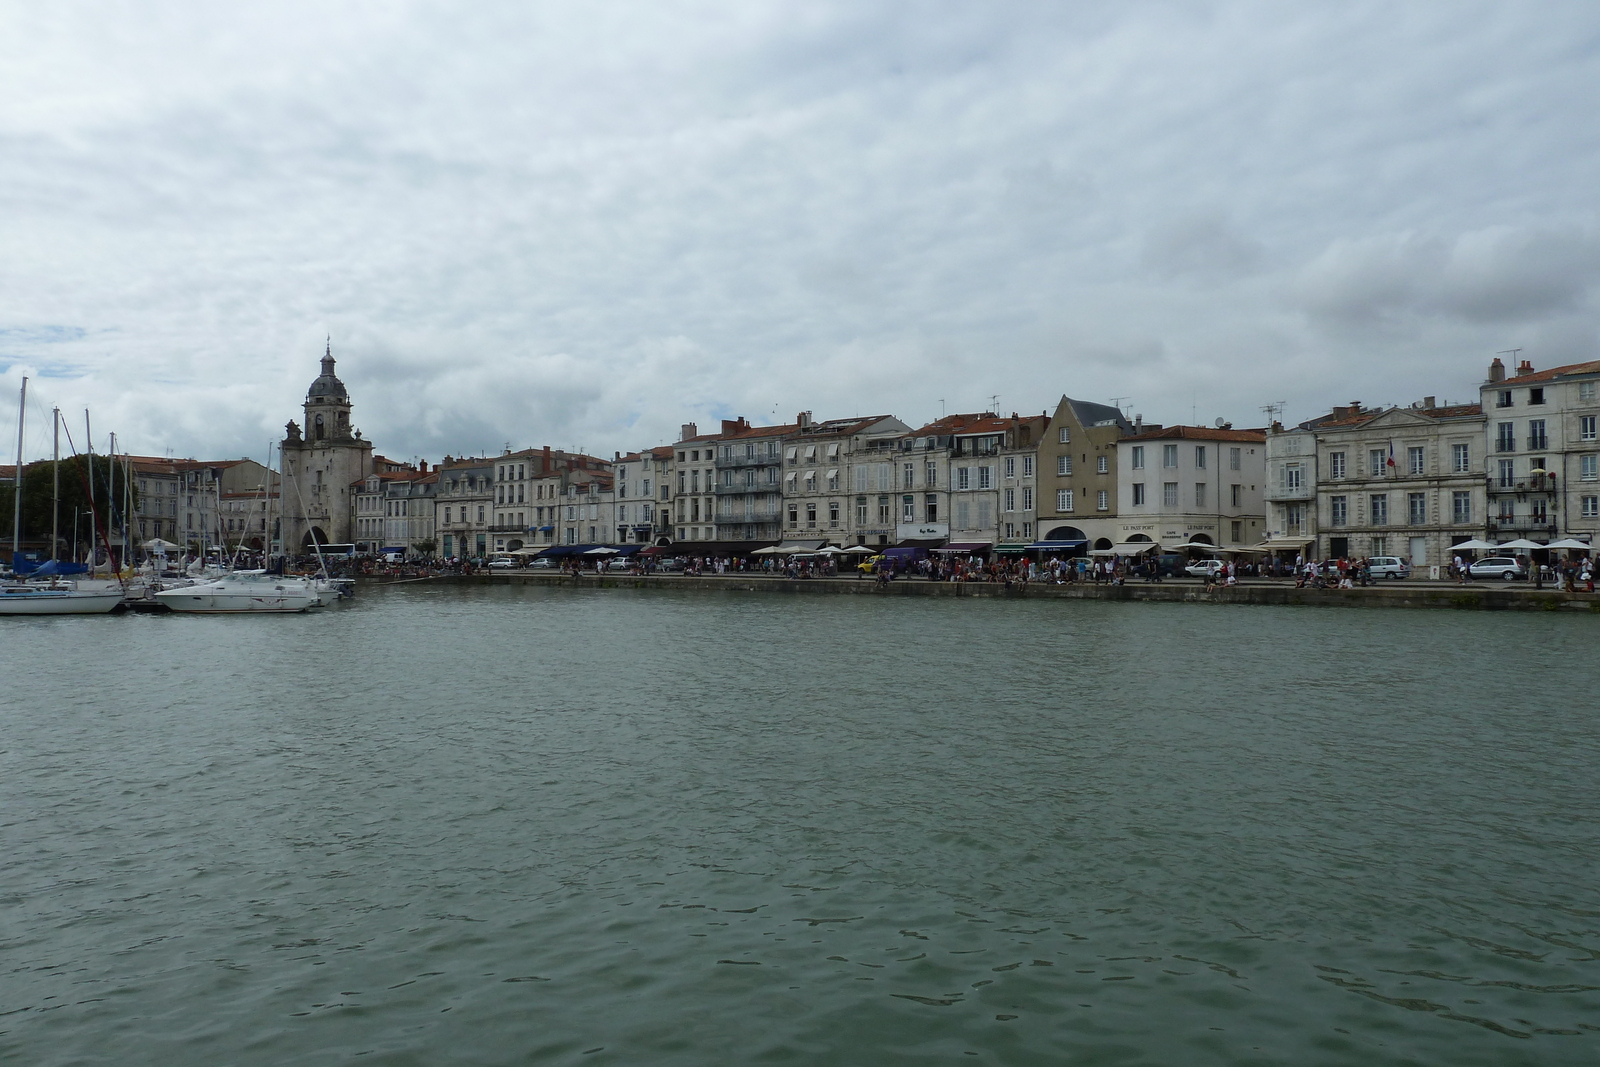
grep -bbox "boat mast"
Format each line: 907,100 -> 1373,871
84,410 -> 94,566
51,408 -> 60,560
10,377 -> 25,569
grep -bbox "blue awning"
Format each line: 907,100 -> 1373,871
538,525 -> 554,532
1024,539 -> 1088,550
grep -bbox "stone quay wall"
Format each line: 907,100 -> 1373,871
369,573 -> 1600,613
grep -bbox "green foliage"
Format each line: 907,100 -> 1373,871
0,456 -> 139,541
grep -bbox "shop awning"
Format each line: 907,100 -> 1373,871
1109,541 -> 1160,554
993,543 -> 1028,554
1024,539 -> 1088,551
1256,537 -> 1314,550
932,541 -> 993,553
538,525 -> 554,532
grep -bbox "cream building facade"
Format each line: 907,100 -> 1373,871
1481,356 -> 1600,546
1116,426 -> 1267,549
281,345 -> 374,551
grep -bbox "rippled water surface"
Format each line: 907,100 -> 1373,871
4,584 -> 1599,1065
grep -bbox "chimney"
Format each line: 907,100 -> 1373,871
1488,357 -> 1505,382
419,459 -> 428,473
1133,414 -> 1143,434
1517,359 -> 1534,376
1423,396 -> 1436,410
680,423 -> 698,441
721,417 -> 750,435
542,445 -> 551,473
797,411 -> 813,429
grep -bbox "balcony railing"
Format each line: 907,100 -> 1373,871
714,482 -> 780,495
717,453 -> 782,469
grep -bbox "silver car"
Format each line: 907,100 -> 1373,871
1367,556 -> 1411,580
1467,556 -> 1527,581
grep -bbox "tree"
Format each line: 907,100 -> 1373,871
0,456 -> 139,549
413,538 -> 438,557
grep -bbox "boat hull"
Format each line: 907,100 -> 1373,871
0,589 -> 125,615
153,590 -> 316,613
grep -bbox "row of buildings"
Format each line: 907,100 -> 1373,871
105,348 -> 1600,565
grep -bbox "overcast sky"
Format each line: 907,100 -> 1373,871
3,2 -> 1598,465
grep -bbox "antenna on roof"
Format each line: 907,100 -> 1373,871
1261,400 -> 1285,422
1498,348 -> 1522,359
1108,397 -> 1130,417
988,395 -> 1000,413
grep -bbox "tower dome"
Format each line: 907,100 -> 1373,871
308,338 -> 348,400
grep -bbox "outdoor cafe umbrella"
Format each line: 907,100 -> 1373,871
1449,538 -> 1497,551
1546,538 -> 1591,550
838,545 -> 876,554
142,538 -> 180,552
1496,538 -> 1545,551
583,546 -> 619,555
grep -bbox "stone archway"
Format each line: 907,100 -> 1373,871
1093,538 -> 1113,551
1189,533 -> 1214,545
302,527 -> 329,549
506,538 -> 524,551
1045,525 -> 1087,541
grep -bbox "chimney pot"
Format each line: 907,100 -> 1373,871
1488,357 -> 1506,382
1423,396 -> 1436,409
1518,359 -> 1534,376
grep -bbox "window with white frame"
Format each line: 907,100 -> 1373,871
1131,446 -> 1144,469
1583,495 -> 1599,518
1283,463 -> 1302,490
1004,457 -> 1015,478
1004,488 -> 1015,512
1195,446 -> 1207,469
1130,484 -> 1144,506
1452,491 -> 1472,524
1058,455 -> 1072,476
1330,451 -> 1346,479
1229,447 -> 1241,471
1059,427 -> 1070,443
1582,415 -> 1597,441
1021,456 -> 1033,476
1058,488 -> 1074,511
1096,490 -> 1109,511
1162,444 -> 1178,468
1163,482 -> 1178,506
1370,448 -> 1388,474
1582,454 -> 1598,481
1096,455 -> 1108,474
1330,496 -> 1347,526
1581,381 -> 1598,401
1370,493 -> 1389,526
957,467 -> 970,490
978,466 -> 992,489
1452,443 -> 1470,472
1408,492 -> 1427,525
1408,446 -> 1425,475
1021,486 -> 1033,511
1195,483 -> 1207,507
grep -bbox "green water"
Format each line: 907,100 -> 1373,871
3,585 -> 1598,1065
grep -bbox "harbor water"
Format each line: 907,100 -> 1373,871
3,585 -> 1598,1065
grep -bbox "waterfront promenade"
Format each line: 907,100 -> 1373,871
388,570 -> 1600,612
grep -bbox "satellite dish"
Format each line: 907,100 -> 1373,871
1214,417 -> 1227,428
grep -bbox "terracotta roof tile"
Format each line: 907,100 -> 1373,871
1123,425 -> 1267,443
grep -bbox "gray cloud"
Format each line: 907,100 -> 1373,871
2,1 -> 1599,460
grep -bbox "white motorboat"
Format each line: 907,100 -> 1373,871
0,579 -> 125,615
153,571 -> 320,613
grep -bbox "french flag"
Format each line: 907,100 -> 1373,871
1386,443 -> 1396,471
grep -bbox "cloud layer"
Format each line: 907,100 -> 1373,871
3,1 -> 1598,463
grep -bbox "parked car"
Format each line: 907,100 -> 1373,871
488,557 -> 517,569
1184,559 -> 1226,579
654,558 -> 685,572
1367,555 -> 1411,580
528,557 -> 556,569
1155,553 -> 1187,578
601,558 -> 634,571
856,554 -> 886,574
1468,556 -> 1527,581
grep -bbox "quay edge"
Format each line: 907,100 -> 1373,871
362,573 -> 1600,612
